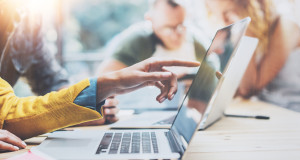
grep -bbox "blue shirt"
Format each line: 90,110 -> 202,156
73,78 -> 105,115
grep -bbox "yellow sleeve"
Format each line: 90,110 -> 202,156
0,78 -> 103,139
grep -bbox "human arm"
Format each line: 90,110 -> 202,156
0,78 -> 102,140
96,58 -> 200,103
0,78 -> 104,151
9,11 -> 119,126
75,96 -> 120,126
94,29 -> 155,123
0,130 -> 26,151
79,59 -> 127,125
237,18 -> 300,98
0,58 -> 199,142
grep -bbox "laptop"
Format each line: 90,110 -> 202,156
199,35 -> 258,130
110,17 -> 256,130
108,79 -> 186,129
109,83 -> 184,129
34,17 -> 257,159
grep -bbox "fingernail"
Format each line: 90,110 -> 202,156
162,72 -> 172,78
105,109 -> 110,114
22,141 -> 27,147
169,94 -> 175,100
13,146 -> 19,150
160,97 -> 166,103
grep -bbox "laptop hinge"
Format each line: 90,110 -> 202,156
165,131 -> 184,156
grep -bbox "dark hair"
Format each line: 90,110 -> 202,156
166,0 -> 179,7
150,0 -> 180,8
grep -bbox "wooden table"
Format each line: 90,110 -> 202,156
1,99 -> 300,160
184,99 -> 300,160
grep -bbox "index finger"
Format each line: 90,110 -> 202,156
150,58 -> 200,68
0,141 -> 19,151
0,132 -> 26,149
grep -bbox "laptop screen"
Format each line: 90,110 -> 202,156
170,18 -> 250,150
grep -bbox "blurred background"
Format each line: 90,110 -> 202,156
12,0 -> 300,109
14,0 -> 149,96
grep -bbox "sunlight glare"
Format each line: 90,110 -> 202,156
26,0 -> 55,14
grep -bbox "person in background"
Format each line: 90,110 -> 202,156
0,1 -> 119,125
97,0 -> 207,77
205,0 -> 300,112
97,0 -> 209,109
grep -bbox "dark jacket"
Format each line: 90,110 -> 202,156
0,4 -> 69,95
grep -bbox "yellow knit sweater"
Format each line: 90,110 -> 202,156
0,78 -> 102,139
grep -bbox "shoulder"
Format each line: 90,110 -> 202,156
108,21 -> 156,48
271,16 -> 299,36
187,27 -> 210,61
107,22 -> 158,66
270,16 -> 300,48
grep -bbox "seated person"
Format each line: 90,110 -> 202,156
97,0 -> 209,109
0,1 -> 118,125
98,0 -> 207,76
205,0 -> 300,112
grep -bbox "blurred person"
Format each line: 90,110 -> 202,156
97,0 -> 209,110
0,1 -> 118,125
205,0 -> 300,112
97,0 -> 207,76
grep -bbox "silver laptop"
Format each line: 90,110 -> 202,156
109,79 -> 185,129
34,17 -> 256,159
110,17 -> 257,130
199,35 -> 258,130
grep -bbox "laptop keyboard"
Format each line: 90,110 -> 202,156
96,132 -> 159,154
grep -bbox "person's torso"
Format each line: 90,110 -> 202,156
258,48 -> 300,112
152,36 -> 196,60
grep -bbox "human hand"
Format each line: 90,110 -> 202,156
0,130 -> 26,152
97,58 -> 200,103
103,96 -> 120,124
216,71 -> 222,79
75,96 -> 119,126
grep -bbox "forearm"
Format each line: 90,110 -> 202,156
0,79 -> 102,139
96,72 -> 120,103
238,56 -> 259,98
96,59 -> 129,102
238,19 -> 297,98
238,50 -> 288,98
